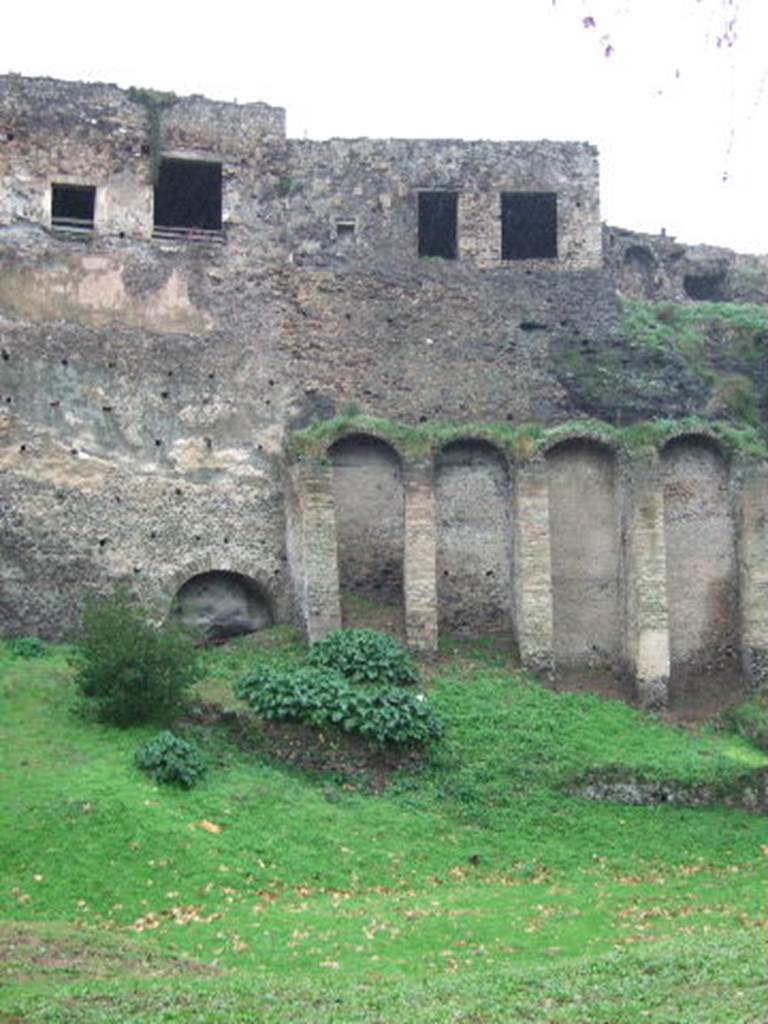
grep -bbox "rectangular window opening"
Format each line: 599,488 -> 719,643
51,184 -> 96,233
418,191 -> 457,259
336,219 -> 356,239
501,192 -> 557,260
153,158 -> 223,239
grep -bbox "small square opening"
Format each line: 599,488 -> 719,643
501,192 -> 557,260
153,159 -> 222,235
51,184 -> 96,231
418,191 -> 458,259
336,219 -> 356,239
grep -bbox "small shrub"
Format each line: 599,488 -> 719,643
235,666 -> 351,727
135,731 -> 206,788
234,665 -> 441,746
72,589 -> 203,727
723,692 -> 768,752
9,635 -> 47,659
308,628 -> 419,686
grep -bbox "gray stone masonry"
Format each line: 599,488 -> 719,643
511,460 -> 555,676
738,463 -> 768,688
623,457 -> 671,707
403,459 -> 439,652
1,74 -> 767,707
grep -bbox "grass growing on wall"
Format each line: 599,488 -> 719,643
1,632 -> 767,1023
288,411 -> 768,462
620,300 -> 767,427
621,300 -> 768,359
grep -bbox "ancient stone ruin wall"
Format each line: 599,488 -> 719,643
605,224 -> 768,305
0,74 -> 767,709
435,440 -> 513,637
287,137 -> 601,270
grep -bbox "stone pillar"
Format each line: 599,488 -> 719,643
290,460 -> 341,645
624,457 -> 670,707
512,460 -> 554,676
738,462 -> 768,689
403,457 -> 438,652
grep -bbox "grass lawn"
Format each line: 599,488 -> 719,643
1,630 -> 766,1023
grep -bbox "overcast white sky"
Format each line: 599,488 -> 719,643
5,0 -> 768,252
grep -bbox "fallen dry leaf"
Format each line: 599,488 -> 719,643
199,820 -> 222,834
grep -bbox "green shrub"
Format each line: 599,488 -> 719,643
235,666 -> 351,727
9,635 -> 47,659
234,665 -> 441,746
308,628 -> 419,686
723,691 -> 768,752
135,731 -> 206,788
72,589 -> 203,727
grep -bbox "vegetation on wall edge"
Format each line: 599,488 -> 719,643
288,411 -> 768,463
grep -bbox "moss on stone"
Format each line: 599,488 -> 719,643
289,413 -> 768,464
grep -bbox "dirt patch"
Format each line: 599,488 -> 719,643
550,667 -> 637,704
0,921 -> 215,986
666,670 -> 750,726
186,702 -> 426,792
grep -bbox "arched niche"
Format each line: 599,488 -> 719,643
172,570 -> 272,641
546,438 -> 621,671
329,434 -> 404,627
661,435 -> 739,697
436,439 -> 513,636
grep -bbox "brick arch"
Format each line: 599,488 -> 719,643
159,555 -> 275,620
435,434 -> 511,467
538,431 -> 619,459
325,429 -> 407,463
660,429 -> 728,461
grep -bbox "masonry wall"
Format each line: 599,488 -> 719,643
0,74 -> 766,708
435,440 -> 513,635
546,440 -> 622,672
330,436 -> 405,614
662,438 -> 740,692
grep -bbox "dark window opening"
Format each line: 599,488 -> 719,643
51,184 -> 95,232
153,159 -> 222,235
336,219 -> 356,238
501,192 -> 557,260
418,191 -> 457,259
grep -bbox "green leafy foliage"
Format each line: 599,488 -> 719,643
71,589 -> 203,727
289,409 -> 768,464
308,628 -> 419,686
134,731 -> 206,789
8,635 -> 47,659
234,664 -> 441,745
722,690 -> 768,752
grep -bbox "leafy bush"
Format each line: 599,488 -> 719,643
9,635 -> 47,659
723,691 -> 768,752
308,628 -> 419,686
72,589 -> 203,727
234,665 -> 441,746
135,731 -> 206,788
235,666 -> 350,727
